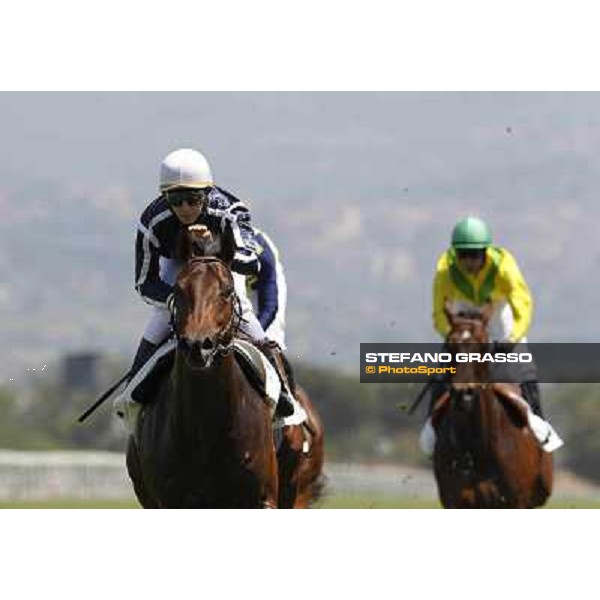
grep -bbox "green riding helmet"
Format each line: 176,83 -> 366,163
451,216 -> 492,249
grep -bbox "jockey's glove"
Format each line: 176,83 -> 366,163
492,341 -> 516,354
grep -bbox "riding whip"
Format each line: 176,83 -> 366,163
77,370 -> 131,423
408,378 -> 433,415
77,335 -> 175,423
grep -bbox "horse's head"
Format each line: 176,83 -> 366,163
444,300 -> 493,392
171,225 -> 239,368
444,300 -> 492,346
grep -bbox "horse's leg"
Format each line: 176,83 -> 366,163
262,497 -> 277,509
530,453 -> 553,508
435,482 -> 452,508
293,431 -> 326,508
126,437 -> 159,509
434,457 -> 461,508
263,438 -> 279,509
482,480 -> 510,508
289,387 -> 325,508
278,422 -> 326,508
493,411 -> 553,508
254,439 -> 279,509
437,481 -> 468,508
277,426 -> 301,508
434,423 -> 471,509
227,366 -> 280,509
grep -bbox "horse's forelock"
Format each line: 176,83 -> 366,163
450,316 -> 488,343
179,259 -> 231,294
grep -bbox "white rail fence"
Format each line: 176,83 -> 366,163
0,451 -> 131,501
0,450 -> 440,502
0,450 -> 598,502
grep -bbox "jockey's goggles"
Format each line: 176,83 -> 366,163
456,248 -> 486,260
165,188 -> 210,208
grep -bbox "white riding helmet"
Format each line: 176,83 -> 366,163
159,148 -> 214,192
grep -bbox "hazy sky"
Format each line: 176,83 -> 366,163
2,92 -> 600,377
2,91 -> 599,200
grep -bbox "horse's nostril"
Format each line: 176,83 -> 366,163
202,338 -> 214,350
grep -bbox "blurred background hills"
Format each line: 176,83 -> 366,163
2,92 -> 600,382
2,93 -> 600,499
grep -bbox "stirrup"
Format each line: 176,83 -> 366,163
113,393 -> 141,435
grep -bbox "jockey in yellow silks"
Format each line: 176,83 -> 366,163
420,216 -> 563,455
433,245 -> 531,346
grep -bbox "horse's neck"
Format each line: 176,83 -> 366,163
466,388 -> 503,452
453,355 -> 489,384
169,351 -> 237,435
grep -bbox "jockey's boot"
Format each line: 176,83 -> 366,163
428,377 -> 449,416
131,338 -> 158,377
129,338 -> 158,400
520,380 -> 543,418
419,377 -> 449,457
114,338 -> 157,421
257,340 -> 295,418
520,380 -> 564,452
114,338 -> 159,433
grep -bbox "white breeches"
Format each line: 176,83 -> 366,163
142,257 -> 268,345
232,272 -> 269,341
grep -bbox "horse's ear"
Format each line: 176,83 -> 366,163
481,300 -> 494,326
444,299 -> 455,326
219,223 -> 236,266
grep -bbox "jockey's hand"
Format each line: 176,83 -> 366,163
188,224 -> 213,243
493,341 -> 516,354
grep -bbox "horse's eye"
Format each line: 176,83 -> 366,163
222,286 -> 234,299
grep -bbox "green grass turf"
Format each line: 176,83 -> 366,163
2,496 -> 600,509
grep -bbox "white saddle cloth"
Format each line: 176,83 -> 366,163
113,338 -> 306,432
419,396 -> 564,457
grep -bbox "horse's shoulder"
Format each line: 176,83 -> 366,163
431,391 -> 452,428
491,383 -> 529,428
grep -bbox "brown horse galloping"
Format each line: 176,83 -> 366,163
126,229 -> 278,508
127,225 -> 324,507
433,304 -> 553,509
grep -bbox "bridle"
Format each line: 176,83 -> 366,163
170,256 -> 242,368
445,316 -> 491,401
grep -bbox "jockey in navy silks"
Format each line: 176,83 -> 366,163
117,148 -> 295,423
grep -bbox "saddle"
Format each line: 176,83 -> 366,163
431,382 -> 529,430
126,337 -> 306,427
